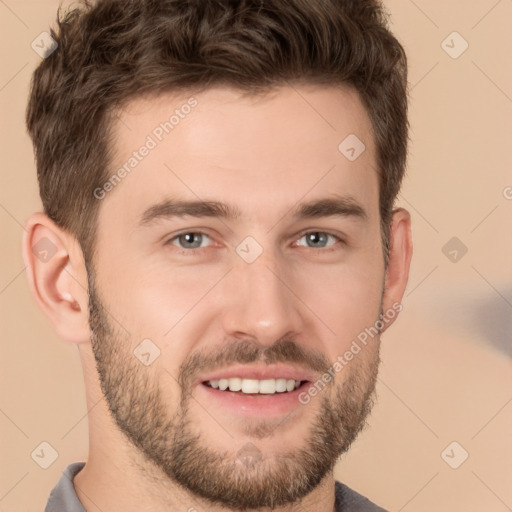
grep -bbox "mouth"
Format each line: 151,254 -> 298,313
203,378 -> 306,394
196,365 -> 314,417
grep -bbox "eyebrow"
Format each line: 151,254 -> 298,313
138,195 -> 367,226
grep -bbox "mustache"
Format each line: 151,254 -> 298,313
178,339 -> 331,391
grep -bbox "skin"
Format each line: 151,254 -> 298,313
23,85 -> 412,512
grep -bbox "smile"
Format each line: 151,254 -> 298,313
204,378 -> 304,394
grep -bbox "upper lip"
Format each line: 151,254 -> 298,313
197,364 -> 315,385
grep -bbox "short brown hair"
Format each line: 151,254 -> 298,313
26,0 -> 408,265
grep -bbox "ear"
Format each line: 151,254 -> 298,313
22,212 -> 91,344
381,207 -> 413,332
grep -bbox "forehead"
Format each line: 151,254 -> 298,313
100,85 -> 378,228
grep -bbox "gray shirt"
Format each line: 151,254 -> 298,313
45,462 -> 387,511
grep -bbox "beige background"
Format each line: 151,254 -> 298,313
1,0 -> 511,510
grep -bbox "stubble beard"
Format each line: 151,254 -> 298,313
87,269 -> 381,510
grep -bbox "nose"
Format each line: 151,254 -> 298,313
219,247 -> 305,346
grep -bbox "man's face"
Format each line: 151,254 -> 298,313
88,85 -> 386,508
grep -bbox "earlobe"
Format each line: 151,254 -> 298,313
381,208 -> 413,331
22,213 -> 91,344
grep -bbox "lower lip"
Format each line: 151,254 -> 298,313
196,382 -> 309,417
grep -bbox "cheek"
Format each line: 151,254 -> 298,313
98,249 -> 211,330
298,262 -> 384,343
113,259 -> 382,344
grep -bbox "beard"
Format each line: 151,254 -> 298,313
86,266 -> 381,510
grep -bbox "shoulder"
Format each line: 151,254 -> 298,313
334,480 -> 388,511
45,462 -> 86,512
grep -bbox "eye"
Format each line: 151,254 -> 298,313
167,232 -> 212,251
295,231 -> 342,250
165,230 -> 344,255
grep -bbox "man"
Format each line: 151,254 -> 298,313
23,0 -> 412,510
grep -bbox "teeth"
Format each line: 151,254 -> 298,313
207,378 -> 302,394
259,379 -> 276,394
241,379 -> 260,393
275,379 -> 287,392
228,377 -> 242,391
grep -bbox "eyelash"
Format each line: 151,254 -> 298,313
165,230 -> 345,255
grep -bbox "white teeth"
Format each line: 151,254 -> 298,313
275,379 -> 287,392
206,378 -> 302,394
228,377 -> 242,391
259,379 -> 276,394
241,379 -> 260,393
